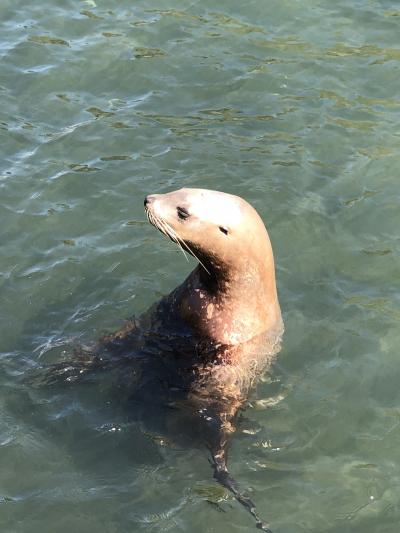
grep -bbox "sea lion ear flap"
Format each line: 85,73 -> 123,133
219,226 -> 229,235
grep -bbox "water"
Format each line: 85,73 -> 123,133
1,0 -> 400,531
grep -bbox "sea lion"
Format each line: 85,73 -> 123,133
141,188 -> 283,531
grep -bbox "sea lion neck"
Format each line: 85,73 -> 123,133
197,261 -> 260,298
175,261 -> 281,346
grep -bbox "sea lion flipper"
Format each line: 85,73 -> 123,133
211,447 -> 273,533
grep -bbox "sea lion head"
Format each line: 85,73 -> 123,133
144,188 -> 272,276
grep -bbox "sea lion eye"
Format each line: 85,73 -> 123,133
219,226 -> 229,235
177,206 -> 190,220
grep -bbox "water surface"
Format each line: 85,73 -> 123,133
1,1 -> 400,532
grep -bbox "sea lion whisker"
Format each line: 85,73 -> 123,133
147,211 -> 167,239
158,216 -> 177,241
160,219 -> 191,263
157,217 -> 211,275
153,213 -> 209,274
154,215 -> 195,268
177,237 -> 211,276
153,215 -> 188,260
150,212 -> 170,239
146,208 -> 197,267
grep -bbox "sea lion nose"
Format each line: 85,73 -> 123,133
144,195 -> 155,207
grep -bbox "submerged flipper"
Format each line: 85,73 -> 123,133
212,452 -> 273,533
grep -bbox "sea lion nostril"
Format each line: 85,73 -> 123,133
144,195 -> 154,207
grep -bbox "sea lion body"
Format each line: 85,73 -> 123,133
139,188 -> 283,531
142,188 -> 283,419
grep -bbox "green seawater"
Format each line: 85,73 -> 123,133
1,1 -> 400,532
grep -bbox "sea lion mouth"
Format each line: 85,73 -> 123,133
145,203 -> 210,274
